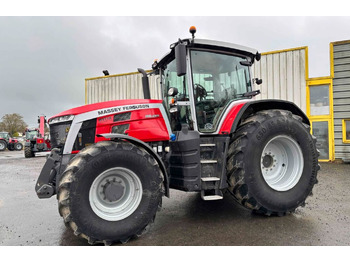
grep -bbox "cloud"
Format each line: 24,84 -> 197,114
0,16 -> 349,127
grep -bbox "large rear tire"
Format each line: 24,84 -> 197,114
0,140 -> 6,151
15,143 -> 23,151
226,110 -> 319,216
57,141 -> 164,245
24,146 -> 34,158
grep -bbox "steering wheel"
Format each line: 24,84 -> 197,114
194,84 -> 207,101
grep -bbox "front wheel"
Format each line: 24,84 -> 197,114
57,141 -> 164,245
226,110 -> 319,216
15,143 -> 23,151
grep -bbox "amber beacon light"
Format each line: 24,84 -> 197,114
189,26 -> 196,38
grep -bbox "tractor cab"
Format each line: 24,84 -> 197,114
25,128 -> 40,141
0,132 -> 11,142
154,27 -> 261,134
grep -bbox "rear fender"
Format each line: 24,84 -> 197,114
228,99 -> 310,134
97,133 -> 170,197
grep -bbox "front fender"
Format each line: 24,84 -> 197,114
97,133 -> 170,197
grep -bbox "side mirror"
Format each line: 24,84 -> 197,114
175,42 -> 187,77
255,52 -> 261,61
255,78 -> 263,85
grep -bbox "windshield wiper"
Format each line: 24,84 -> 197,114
236,90 -> 261,98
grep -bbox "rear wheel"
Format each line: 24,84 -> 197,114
24,146 -> 34,158
0,140 -> 6,151
15,143 -> 23,151
226,110 -> 319,216
57,141 -> 164,245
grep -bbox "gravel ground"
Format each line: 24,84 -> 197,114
0,150 -> 350,246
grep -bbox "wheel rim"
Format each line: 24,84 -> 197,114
16,144 -> 22,150
260,135 -> 304,191
89,167 -> 143,221
0,142 -> 5,150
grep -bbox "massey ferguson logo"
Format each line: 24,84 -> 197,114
98,104 -> 150,116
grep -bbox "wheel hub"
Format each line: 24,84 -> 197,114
102,179 -> 125,202
260,135 -> 304,191
89,167 -> 143,221
262,154 -> 274,168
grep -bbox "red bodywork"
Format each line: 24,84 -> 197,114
52,99 -> 169,141
53,99 -> 250,155
50,99 -> 162,119
9,137 -> 19,144
95,107 -> 169,143
39,116 -> 46,137
218,101 -> 247,134
51,99 -> 170,154
35,137 -> 51,149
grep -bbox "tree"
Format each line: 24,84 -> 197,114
0,113 -> 27,136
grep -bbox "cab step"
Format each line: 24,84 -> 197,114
201,177 -> 220,181
200,144 -> 216,147
201,189 -> 223,201
200,160 -> 218,164
201,195 -> 223,201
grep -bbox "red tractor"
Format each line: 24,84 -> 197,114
35,27 -> 319,245
0,131 -> 23,151
24,115 -> 51,158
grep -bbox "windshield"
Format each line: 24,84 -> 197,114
0,133 -> 9,139
26,130 -> 38,140
190,50 -> 252,132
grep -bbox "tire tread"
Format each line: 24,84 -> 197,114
57,141 -> 163,245
227,109 -> 319,216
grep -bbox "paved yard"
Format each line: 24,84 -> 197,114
0,150 -> 350,246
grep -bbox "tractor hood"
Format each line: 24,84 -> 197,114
49,99 -> 163,122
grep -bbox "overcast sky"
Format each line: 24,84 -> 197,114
1,15 -> 350,127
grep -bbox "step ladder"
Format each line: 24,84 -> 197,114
200,143 -> 223,201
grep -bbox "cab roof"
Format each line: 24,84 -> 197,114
157,38 -> 259,69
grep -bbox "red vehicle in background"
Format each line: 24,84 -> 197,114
24,115 -> 51,158
0,131 -> 23,151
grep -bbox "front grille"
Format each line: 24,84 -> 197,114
50,121 -> 72,148
114,112 -> 131,122
72,119 -> 97,151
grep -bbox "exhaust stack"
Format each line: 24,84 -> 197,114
137,68 -> 151,99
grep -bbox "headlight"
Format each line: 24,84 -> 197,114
49,115 -> 75,124
168,87 -> 179,97
112,124 -> 129,134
